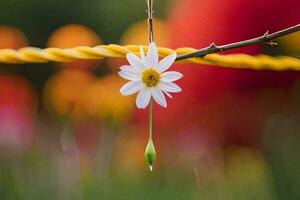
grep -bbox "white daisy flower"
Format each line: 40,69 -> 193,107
119,42 -> 183,109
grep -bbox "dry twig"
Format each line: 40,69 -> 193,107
176,24 -> 300,61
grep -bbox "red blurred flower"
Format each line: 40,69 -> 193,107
0,75 -> 37,150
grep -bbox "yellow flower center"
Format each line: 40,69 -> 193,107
141,68 -> 160,87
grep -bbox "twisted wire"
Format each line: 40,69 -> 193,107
0,44 -> 299,71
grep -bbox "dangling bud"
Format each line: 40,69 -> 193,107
144,138 -> 156,171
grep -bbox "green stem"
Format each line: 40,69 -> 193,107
145,98 -> 156,171
149,98 -> 153,140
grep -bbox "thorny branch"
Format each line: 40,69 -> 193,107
176,24 -> 300,61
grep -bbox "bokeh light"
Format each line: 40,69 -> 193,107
47,24 -> 102,70
84,74 -> 135,124
43,69 -> 95,120
0,26 -> 28,49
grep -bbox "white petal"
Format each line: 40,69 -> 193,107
157,53 -> 176,72
140,46 -> 146,63
126,53 -> 145,70
118,71 -> 140,81
161,71 -> 183,82
120,81 -> 142,96
152,88 -> 167,108
146,42 -> 158,66
120,66 -> 141,77
120,65 -> 141,73
136,88 -> 152,109
159,81 -> 182,93
164,91 -> 173,99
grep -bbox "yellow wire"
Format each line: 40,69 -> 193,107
0,44 -> 299,71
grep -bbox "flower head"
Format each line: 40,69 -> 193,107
119,42 -> 183,109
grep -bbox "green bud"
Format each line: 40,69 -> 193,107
144,138 -> 156,171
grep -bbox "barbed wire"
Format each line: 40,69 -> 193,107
0,44 -> 299,71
